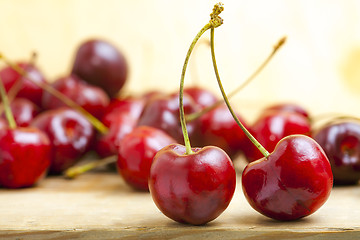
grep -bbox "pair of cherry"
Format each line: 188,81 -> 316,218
148,3 -> 333,225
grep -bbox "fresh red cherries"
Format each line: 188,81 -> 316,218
149,144 -> 236,225
314,119 -> 360,185
242,135 -> 333,220
72,39 -> 128,97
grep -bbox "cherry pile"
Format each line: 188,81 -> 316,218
0,2 -> 358,226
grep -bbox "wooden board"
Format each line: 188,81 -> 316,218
1,168 -> 359,239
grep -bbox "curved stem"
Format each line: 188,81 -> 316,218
180,23 -> 211,155
210,28 -> 270,158
186,36 -> 286,122
0,54 -> 109,134
0,76 -> 16,129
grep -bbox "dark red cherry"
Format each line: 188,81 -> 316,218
31,107 -> 95,174
314,120 -> 360,185
42,75 -> 110,119
149,143 -> 236,225
0,127 -> 51,188
184,86 -> 218,109
137,93 -> 200,144
243,111 -> 312,162
0,62 -> 47,107
1,98 -> 40,127
71,39 -> 128,97
117,126 -> 176,191
197,105 -> 248,158
102,96 -> 145,123
242,135 -> 333,221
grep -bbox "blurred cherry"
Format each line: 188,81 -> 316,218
1,98 -> 40,127
31,107 -> 95,174
72,39 -> 128,97
184,86 -> 218,109
42,75 -> 110,119
0,62 -> 46,107
314,119 -> 360,185
117,126 -> 177,191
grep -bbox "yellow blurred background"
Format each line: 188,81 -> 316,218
1,0 -> 360,122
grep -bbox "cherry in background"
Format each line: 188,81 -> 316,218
314,119 -> 360,185
0,62 -> 47,107
1,98 -> 40,127
242,105 -> 312,163
117,126 -> 176,191
137,93 -> 201,144
72,39 -> 128,98
184,86 -> 218,109
31,107 -> 95,174
42,74 -> 110,120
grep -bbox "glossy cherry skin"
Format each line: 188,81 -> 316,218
243,111 -> 312,162
0,127 -> 51,188
183,86 -> 218,109
117,126 -> 176,191
0,62 -> 47,107
314,120 -> 360,185
102,97 -> 145,123
197,105 -> 248,158
71,39 -> 128,97
42,75 -> 110,119
137,93 -> 200,144
149,144 -> 236,225
1,98 -> 40,127
242,135 -> 333,221
31,108 -> 95,174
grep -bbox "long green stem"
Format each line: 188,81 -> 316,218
0,76 -> 16,129
180,23 -> 211,155
186,36 -> 286,122
210,28 -> 270,158
0,54 -> 109,134
179,2 -> 224,155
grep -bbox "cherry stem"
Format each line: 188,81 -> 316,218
210,27 -> 270,158
0,54 -> 109,134
179,2 -> 224,155
64,155 -> 117,179
186,36 -> 286,122
0,76 -> 16,129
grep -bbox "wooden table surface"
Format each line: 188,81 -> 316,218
1,164 -> 359,240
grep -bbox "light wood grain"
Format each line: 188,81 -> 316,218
0,168 -> 359,239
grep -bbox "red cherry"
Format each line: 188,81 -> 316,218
71,39 -> 128,97
183,86 -> 218,109
117,126 -> 176,191
149,143 -> 236,225
0,62 -> 47,107
31,107 -> 95,174
242,135 -> 333,220
243,111 -> 312,162
102,97 -> 145,123
137,93 -> 200,144
42,75 -> 110,119
198,105 -> 248,158
1,98 -> 40,127
314,120 -> 360,185
95,114 -> 137,158
0,127 -> 51,188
